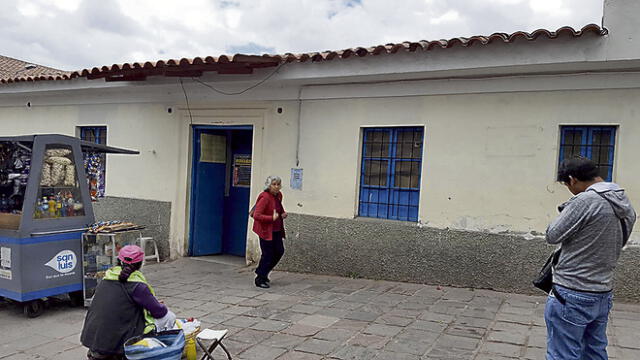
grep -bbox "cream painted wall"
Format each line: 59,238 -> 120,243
287,89 -> 640,242
1,87 -> 639,260
0,103 -> 180,202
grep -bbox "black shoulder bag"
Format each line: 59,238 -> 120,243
532,248 -> 561,294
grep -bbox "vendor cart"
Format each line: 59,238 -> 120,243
0,134 -> 138,317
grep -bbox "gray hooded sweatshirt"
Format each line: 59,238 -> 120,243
546,182 -> 636,292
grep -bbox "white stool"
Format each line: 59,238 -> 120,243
137,237 -> 160,263
196,329 -> 231,360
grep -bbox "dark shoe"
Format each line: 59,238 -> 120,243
265,277 -> 271,283
255,277 -> 270,288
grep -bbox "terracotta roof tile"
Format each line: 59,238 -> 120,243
0,55 -> 71,82
0,24 -> 606,84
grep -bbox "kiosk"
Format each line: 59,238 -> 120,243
0,134 -> 138,317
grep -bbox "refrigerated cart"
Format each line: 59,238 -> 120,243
0,134 -> 138,317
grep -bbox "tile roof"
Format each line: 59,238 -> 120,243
0,55 -> 70,83
0,24 -> 606,84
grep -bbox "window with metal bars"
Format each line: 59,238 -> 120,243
358,127 -> 424,221
79,126 -> 107,198
559,126 -> 616,181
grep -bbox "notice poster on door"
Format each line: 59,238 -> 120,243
233,154 -> 252,187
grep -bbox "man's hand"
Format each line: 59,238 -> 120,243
281,212 -> 288,219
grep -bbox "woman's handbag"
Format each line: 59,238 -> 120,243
532,249 -> 561,293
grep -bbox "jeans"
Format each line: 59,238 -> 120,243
545,285 -> 613,360
255,231 -> 284,279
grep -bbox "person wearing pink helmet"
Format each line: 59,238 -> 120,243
81,245 -> 175,360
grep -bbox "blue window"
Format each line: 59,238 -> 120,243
359,127 -> 424,222
559,126 -> 616,181
79,126 -> 107,198
80,126 -> 107,145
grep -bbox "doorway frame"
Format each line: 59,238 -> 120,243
188,124 -> 254,256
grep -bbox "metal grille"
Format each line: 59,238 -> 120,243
559,126 -> 616,181
80,126 -> 107,144
359,127 -> 424,221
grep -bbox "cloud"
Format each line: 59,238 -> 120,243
0,0 -> 603,71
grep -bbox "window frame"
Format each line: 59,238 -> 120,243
358,126 -> 424,222
558,125 -> 618,182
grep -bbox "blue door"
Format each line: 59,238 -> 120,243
189,126 -> 252,256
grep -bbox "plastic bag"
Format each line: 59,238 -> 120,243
45,156 -> 72,165
45,149 -> 72,157
51,163 -> 65,186
64,165 -> 76,186
40,164 -> 52,186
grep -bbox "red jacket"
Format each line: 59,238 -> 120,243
252,191 -> 286,240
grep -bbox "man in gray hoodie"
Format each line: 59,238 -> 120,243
545,157 -> 636,360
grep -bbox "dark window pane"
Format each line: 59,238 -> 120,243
364,130 -> 391,157
394,161 -> 420,188
598,166 -> 612,180
364,160 -> 388,186
397,130 -> 423,159
559,126 -> 616,182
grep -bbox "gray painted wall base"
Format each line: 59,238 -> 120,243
279,213 -> 640,302
92,196 -> 171,260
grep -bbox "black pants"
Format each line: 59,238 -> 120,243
255,231 -> 285,279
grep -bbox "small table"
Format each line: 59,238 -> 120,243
81,228 -> 145,306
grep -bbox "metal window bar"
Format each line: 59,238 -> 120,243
360,127 -> 423,221
559,126 -> 616,181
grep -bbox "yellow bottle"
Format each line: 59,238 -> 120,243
185,337 -> 197,360
48,197 -> 56,217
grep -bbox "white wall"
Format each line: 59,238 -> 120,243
285,88 -> 640,242
1,85 -> 639,259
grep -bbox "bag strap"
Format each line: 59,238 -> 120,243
590,189 -> 629,247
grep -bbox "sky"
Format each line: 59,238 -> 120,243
0,0 -> 603,71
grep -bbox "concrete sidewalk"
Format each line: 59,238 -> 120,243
1,257 -> 639,359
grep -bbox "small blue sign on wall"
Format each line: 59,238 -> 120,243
290,168 -> 303,190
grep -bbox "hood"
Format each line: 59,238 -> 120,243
588,182 -> 636,221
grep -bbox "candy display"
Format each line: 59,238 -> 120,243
0,142 -> 31,215
84,152 -> 105,199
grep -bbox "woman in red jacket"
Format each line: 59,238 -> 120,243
252,175 -> 287,288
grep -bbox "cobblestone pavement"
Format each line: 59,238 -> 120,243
1,257 -> 640,359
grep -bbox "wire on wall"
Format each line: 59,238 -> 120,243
191,62 -> 286,96
179,78 -> 194,126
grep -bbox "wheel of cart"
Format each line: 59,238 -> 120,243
23,299 -> 45,318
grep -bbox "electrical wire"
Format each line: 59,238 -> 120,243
191,62 -> 286,95
179,78 -> 194,126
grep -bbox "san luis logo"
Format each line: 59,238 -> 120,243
45,250 -> 77,273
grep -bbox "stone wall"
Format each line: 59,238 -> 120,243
92,196 -> 171,260
279,213 -> 640,302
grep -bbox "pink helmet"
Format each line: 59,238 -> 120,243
118,245 -> 145,264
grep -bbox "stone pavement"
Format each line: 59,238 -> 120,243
1,257 -> 640,359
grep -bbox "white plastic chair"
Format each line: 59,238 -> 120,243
196,329 -> 231,360
137,236 -> 160,263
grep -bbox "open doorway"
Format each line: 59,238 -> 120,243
189,125 -> 253,257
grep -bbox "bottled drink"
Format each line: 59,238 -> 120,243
42,197 -> 49,218
35,198 -> 43,218
66,193 -> 75,216
48,197 -> 56,218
